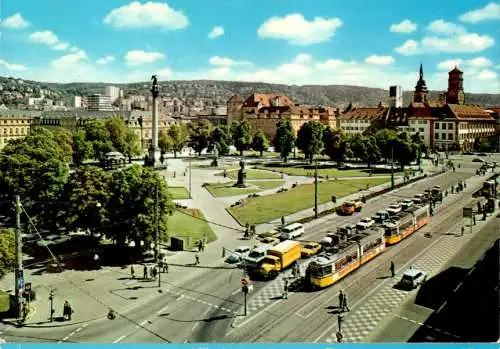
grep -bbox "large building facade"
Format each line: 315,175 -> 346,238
226,93 -> 338,140
0,110 -> 38,150
87,94 -> 113,111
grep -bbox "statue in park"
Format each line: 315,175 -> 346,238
234,160 -> 247,187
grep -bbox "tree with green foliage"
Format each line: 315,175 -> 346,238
105,165 -> 174,251
167,123 -> 189,158
51,127 -> 74,163
233,121 -> 252,156
58,166 -> 110,236
158,130 -> 173,155
83,120 -> 114,162
210,125 -> 231,155
296,121 -> 324,163
251,130 -> 270,157
322,127 -> 350,164
105,118 -> 140,161
374,129 -> 398,162
188,119 -> 213,156
0,128 -> 69,229
0,229 -> 15,276
273,119 -> 296,162
392,132 -> 418,170
72,130 -> 93,166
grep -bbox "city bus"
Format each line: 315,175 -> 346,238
306,228 -> 385,289
384,205 -> 429,245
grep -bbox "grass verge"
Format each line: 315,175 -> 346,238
256,165 -> 400,178
168,187 -> 190,200
227,177 -> 389,225
167,208 -> 216,249
216,168 -> 282,180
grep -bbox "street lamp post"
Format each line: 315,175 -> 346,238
314,160 -> 318,218
155,184 -> 161,288
189,157 -> 192,199
391,145 -> 395,190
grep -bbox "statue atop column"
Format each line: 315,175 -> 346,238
234,160 -> 247,187
151,75 -> 159,98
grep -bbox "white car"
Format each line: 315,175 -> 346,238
401,199 -> 414,211
399,268 -> 427,289
225,246 -> 251,264
356,217 -> 374,230
387,204 -> 402,215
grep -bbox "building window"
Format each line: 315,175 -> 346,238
435,123 -> 439,129
448,134 -> 453,140
448,123 -> 453,130
419,128 -> 424,132
435,133 -> 439,140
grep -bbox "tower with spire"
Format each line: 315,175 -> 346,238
413,63 -> 428,103
446,66 -> 465,105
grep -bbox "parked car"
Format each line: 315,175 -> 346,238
399,268 -> 427,289
401,199 -> 414,211
301,242 -> 322,258
225,246 -> 251,263
472,158 -> 485,163
257,229 -> 281,239
387,204 -> 402,215
254,237 -> 280,247
356,217 -> 374,230
412,193 -> 425,205
372,210 -> 390,224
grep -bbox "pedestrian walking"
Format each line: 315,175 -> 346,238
473,215 -> 476,225
195,253 -> 200,265
63,300 -> 73,320
151,266 -> 157,279
163,261 -> 169,273
130,265 -> 135,279
283,279 -> 289,299
461,226 -> 465,236
143,264 -> 148,279
93,253 -> 100,269
281,216 -> 285,225
390,261 -> 395,278
342,294 -> 350,312
198,240 -> 203,252
338,290 -> 344,309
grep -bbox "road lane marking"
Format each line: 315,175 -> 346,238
157,305 -> 169,314
453,282 -> 463,293
231,289 -> 241,296
396,315 -> 460,338
437,301 -> 448,313
191,305 -> 212,332
113,334 -> 127,343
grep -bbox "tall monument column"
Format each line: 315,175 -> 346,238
148,74 -> 160,165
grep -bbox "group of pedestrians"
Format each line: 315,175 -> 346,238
130,263 -> 169,280
338,290 -> 350,312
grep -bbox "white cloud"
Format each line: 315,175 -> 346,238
52,50 -> 88,68
257,13 -> 343,45
208,26 -> 224,39
103,1 -> 189,30
365,55 -> 395,65
437,59 -> 464,71
29,30 -> 72,51
468,57 -> 493,68
395,33 -> 494,55
476,69 -> 497,79
428,19 -> 466,36
395,39 -> 419,55
390,19 -> 417,33
459,2 -> 500,23
1,13 -> 30,29
125,50 -> 165,66
294,53 -> 313,64
0,59 -> 27,71
437,57 -> 493,73
69,46 -> 79,53
96,55 -> 116,65
208,56 -> 251,66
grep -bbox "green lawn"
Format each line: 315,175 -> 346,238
256,165 -> 393,178
216,168 -> 282,180
205,180 -> 285,197
0,291 -> 10,313
227,177 -> 389,225
166,209 -> 216,249
168,187 -> 190,200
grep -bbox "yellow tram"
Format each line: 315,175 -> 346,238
307,228 -> 385,289
383,204 -> 430,245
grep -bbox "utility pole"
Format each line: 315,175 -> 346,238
314,160 -> 318,218
155,184 -> 161,288
189,157 -> 192,199
14,195 -> 23,318
391,145 -> 395,190
49,289 -> 55,322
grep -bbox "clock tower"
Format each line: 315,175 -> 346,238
446,66 -> 465,105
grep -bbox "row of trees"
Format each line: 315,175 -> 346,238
0,128 -> 174,260
274,119 -> 428,168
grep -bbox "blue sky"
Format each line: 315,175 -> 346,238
0,0 -> 499,93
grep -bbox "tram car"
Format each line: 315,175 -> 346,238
383,204 -> 429,245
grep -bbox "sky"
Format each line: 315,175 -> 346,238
0,0 -> 499,93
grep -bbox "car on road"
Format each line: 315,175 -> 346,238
472,158 -> 485,163
225,246 -> 251,263
401,199 -> 414,211
387,203 -> 402,215
412,194 -> 425,205
372,210 -> 390,224
399,267 -> 427,290
356,217 -> 375,230
257,229 -> 281,239
301,242 -> 322,258
254,237 -> 280,247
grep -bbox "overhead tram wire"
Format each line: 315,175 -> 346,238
19,204 -> 173,343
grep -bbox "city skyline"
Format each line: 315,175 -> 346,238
0,0 -> 499,93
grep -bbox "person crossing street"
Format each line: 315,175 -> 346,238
390,261 -> 395,278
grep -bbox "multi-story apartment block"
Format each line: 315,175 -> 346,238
227,93 -> 338,140
69,96 -> 82,109
104,86 -> 121,103
0,110 -> 38,150
87,94 -> 113,111
338,106 -> 390,134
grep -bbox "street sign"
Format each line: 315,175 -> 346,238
463,207 -> 473,218
241,276 -> 249,286
25,283 -> 32,292
17,277 -> 24,290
